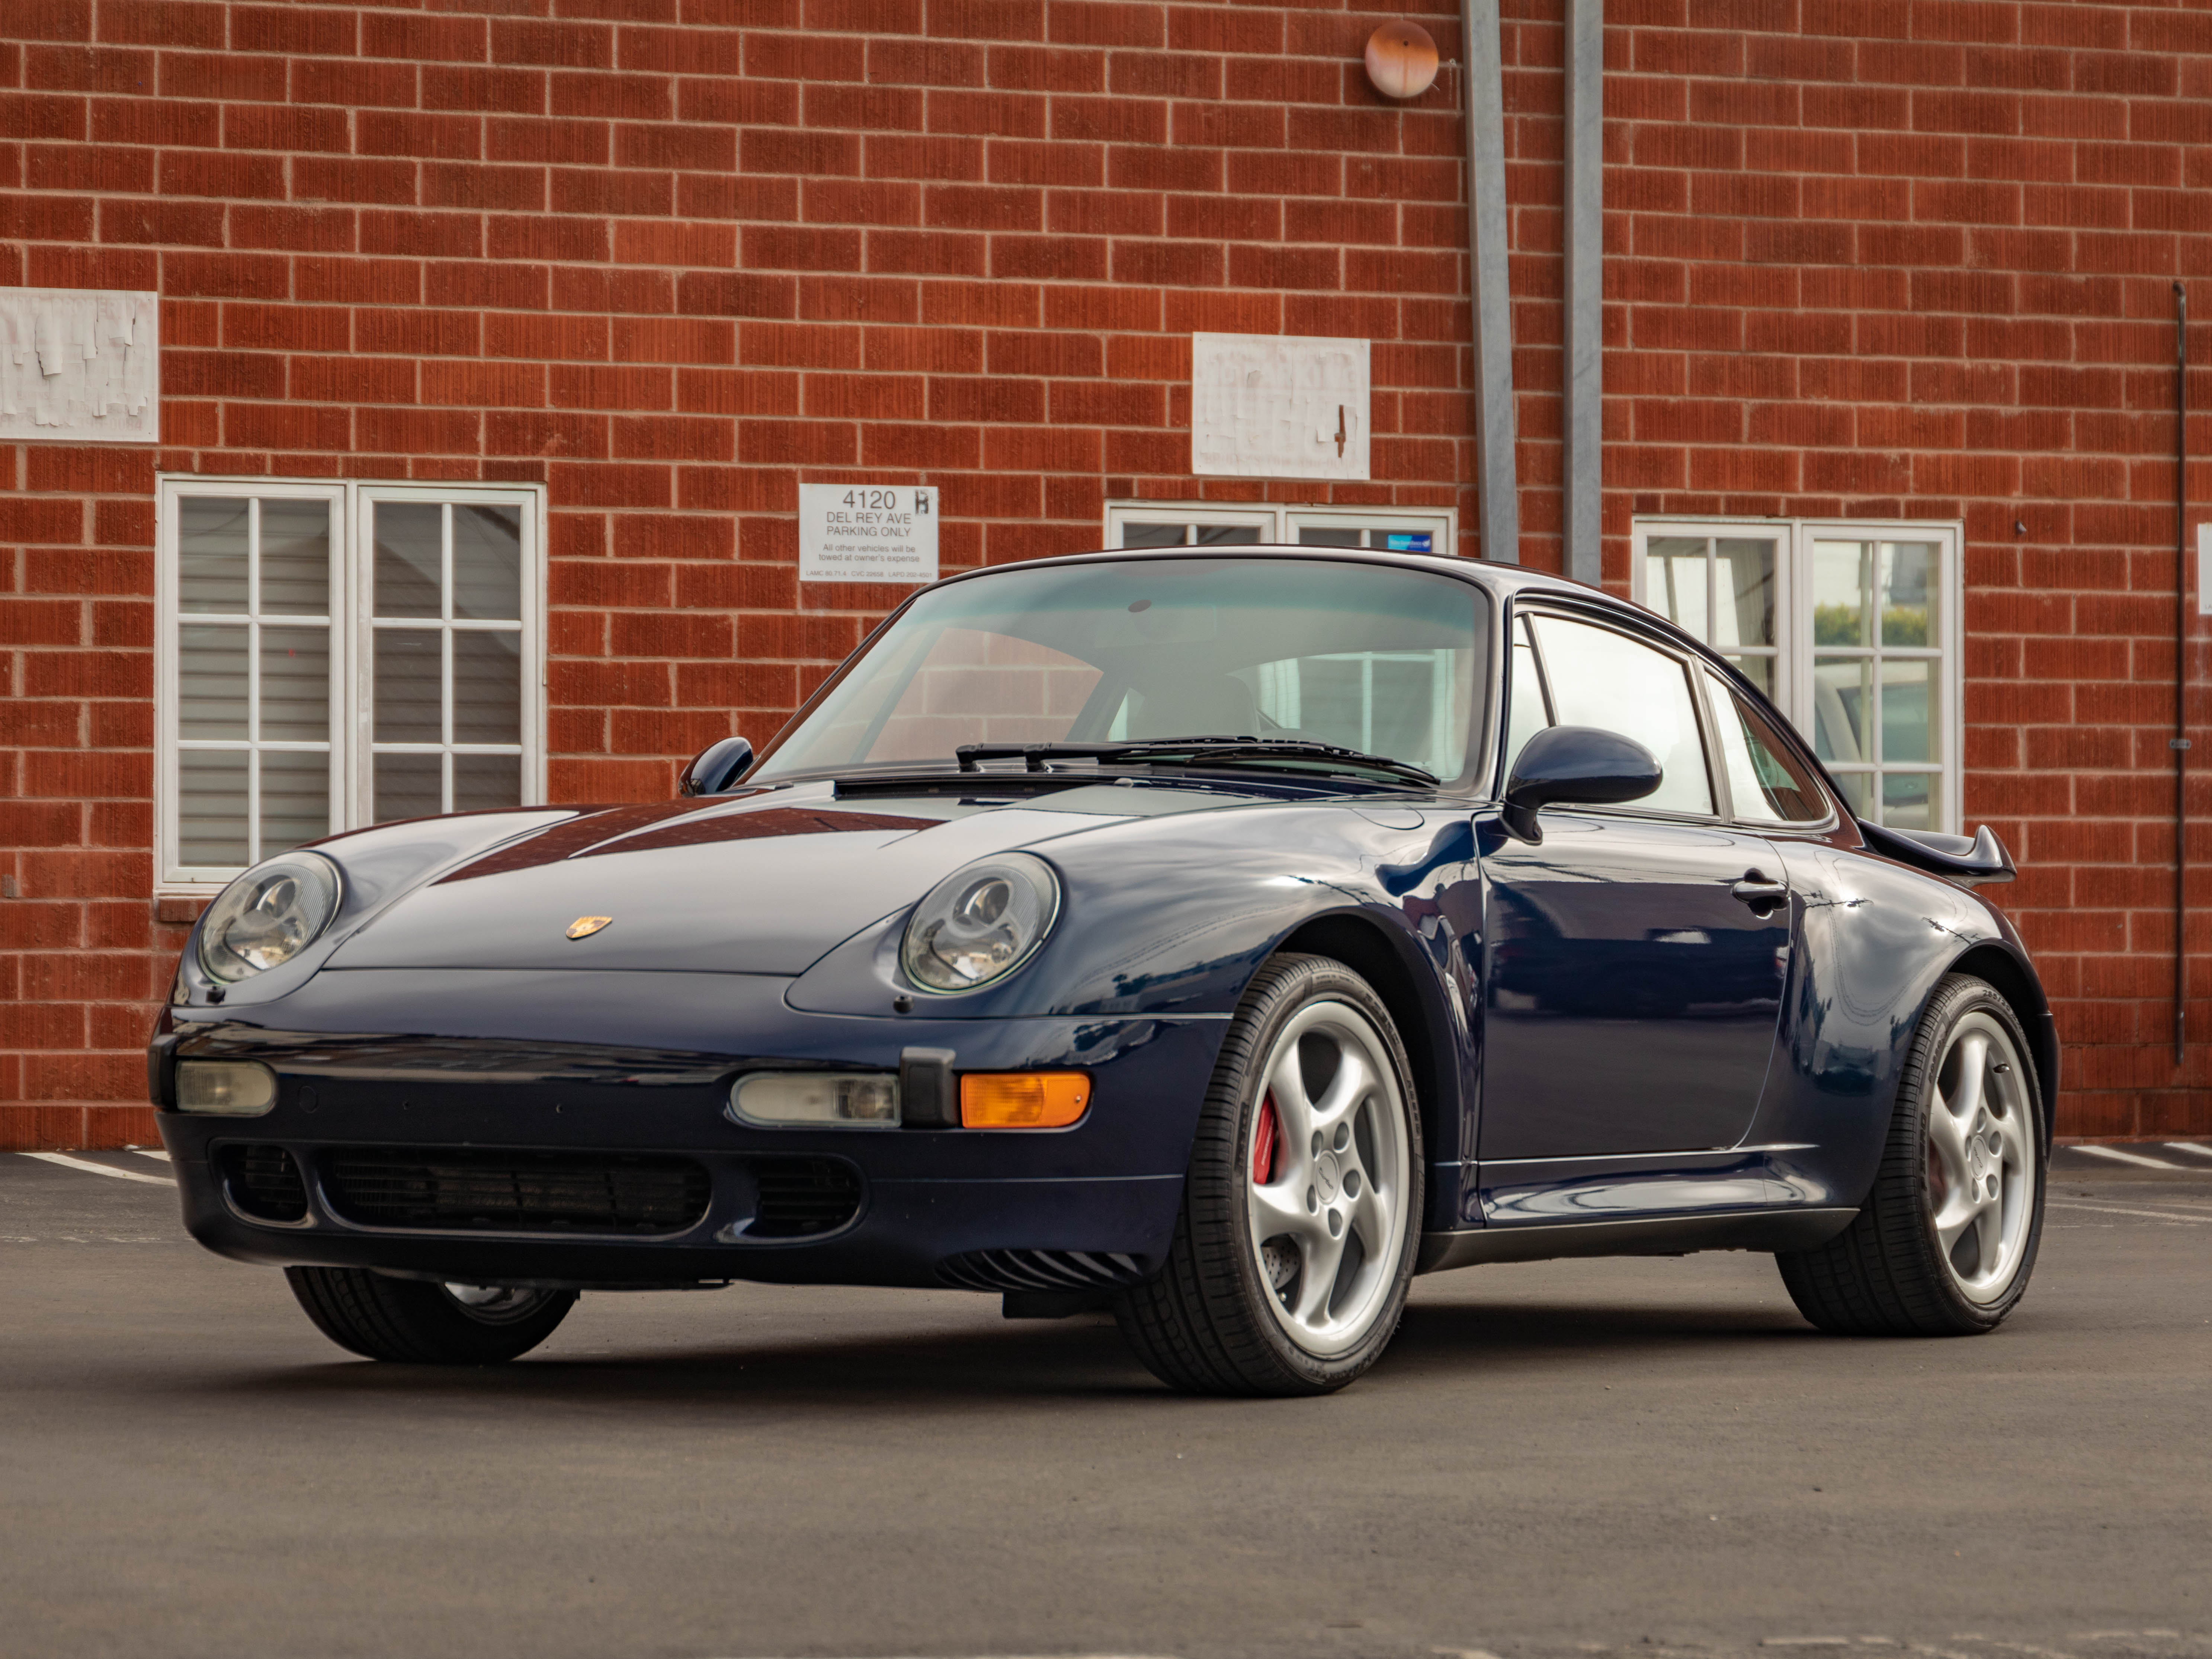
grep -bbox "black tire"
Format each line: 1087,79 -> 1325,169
1776,973 -> 2045,1336
285,1267 -> 577,1364
1113,954 -> 1424,1396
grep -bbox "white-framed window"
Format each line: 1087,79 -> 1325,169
1104,500 -> 1455,557
156,476 -> 546,891
1632,518 -> 1963,833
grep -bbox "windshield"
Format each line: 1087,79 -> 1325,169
753,557 -> 1491,786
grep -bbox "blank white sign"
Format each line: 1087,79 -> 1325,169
1190,333 -> 1370,482
0,287 -> 160,443
799,484 -> 939,584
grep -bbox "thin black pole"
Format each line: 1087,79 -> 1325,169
2176,280 -> 2189,1068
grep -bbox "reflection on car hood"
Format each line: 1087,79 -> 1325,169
324,781 -> 1259,975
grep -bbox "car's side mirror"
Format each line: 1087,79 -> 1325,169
1502,725 -> 1662,843
677,736 -> 755,797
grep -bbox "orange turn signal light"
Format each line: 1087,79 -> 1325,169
960,1072 -> 1091,1129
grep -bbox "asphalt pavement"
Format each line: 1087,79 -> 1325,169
0,1143 -> 2206,1659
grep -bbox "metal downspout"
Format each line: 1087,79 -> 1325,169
2176,281 -> 2190,1067
1461,0 -> 1519,563
1564,0 -> 1603,588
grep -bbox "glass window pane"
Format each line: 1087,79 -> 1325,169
1707,670 -> 1826,824
452,505 -> 522,621
375,630 -> 443,743
453,753 -> 522,813
259,625 -> 330,743
1193,524 -> 1261,545
1370,657 -> 1437,760
1643,536 -> 1708,637
1297,527 -> 1363,547
1882,772 -> 1938,830
452,631 -> 521,744
1715,538 -> 1775,649
179,749 -> 249,867
374,752 -> 442,823
1723,655 -> 1773,699
258,500 -> 331,617
763,557 -> 1484,781
259,749 -> 330,855
1881,657 -> 1940,763
374,502 -> 443,618
1830,771 -> 1872,819
1880,541 -> 1937,647
1812,657 -> 1871,765
1286,656 -> 1362,747
869,628 -> 1108,760
1119,522 -> 1189,548
1529,616 -> 1713,816
1502,623 -> 1550,781
179,497 -> 249,614
1812,540 -> 1870,646
178,624 -> 248,739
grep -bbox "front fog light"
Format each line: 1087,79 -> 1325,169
731,1072 -> 900,1128
177,1060 -> 277,1116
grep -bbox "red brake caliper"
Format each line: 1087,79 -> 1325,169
1252,1093 -> 1280,1185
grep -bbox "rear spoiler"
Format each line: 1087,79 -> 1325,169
1857,820 -> 2016,887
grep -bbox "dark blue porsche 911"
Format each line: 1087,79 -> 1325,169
151,547 -> 2052,1394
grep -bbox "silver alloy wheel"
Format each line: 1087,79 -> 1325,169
442,1282 -> 544,1320
1926,1010 -> 2036,1304
1246,998 -> 1412,1358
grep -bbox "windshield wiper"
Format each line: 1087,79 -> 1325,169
954,738 -> 1439,788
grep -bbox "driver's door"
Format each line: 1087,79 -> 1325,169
1477,611 -> 1791,1160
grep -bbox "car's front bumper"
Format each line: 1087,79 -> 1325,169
156,968 -> 1228,1291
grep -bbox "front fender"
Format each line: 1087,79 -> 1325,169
166,808 -> 579,1013
789,803 -> 1462,1019
786,801 -> 1480,1185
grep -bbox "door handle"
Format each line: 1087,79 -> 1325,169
1730,869 -> 1790,913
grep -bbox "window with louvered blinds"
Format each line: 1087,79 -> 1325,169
158,479 -> 544,887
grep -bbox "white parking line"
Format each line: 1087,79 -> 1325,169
129,1148 -> 171,1162
2052,1200 -> 2212,1225
2164,1142 -> 2212,1160
2071,1144 -> 2183,1169
19,1152 -> 174,1186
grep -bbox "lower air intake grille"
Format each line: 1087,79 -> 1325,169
221,1144 -> 308,1222
937,1248 -> 1150,1294
324,1149 -> 710,1235
747,1157 -> 863,1239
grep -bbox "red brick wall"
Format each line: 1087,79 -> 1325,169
1590,0 -> 2212,1137
3,0 -> 2209,1145
0,0 -> 1476,1147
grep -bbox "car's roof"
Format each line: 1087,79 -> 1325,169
922,541 -> 1741,708
933,542 -> 1609,603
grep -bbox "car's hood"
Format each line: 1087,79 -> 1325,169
324,782 -> 1262,975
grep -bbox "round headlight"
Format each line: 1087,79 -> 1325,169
900,853 -> 1060,994
198,852 -> 343,983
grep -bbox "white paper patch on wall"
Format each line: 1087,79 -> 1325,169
0,288 -> 160,444
1190,333 -> 1369,482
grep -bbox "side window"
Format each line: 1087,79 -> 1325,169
1501,614 -> 1551,781
1526,615 -> 1715,817
1705,669 -> 1830,825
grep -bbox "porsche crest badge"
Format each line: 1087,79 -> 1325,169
566,916 -> 613,940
